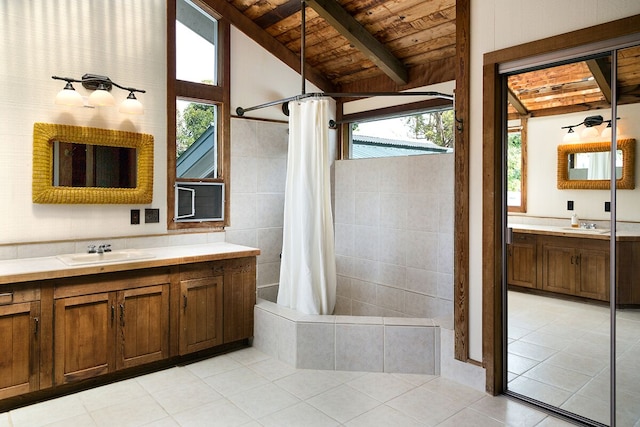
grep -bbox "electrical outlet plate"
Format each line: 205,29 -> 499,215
567,200 -> 574,211
131,209 -> 140,225
145,208 -> 160,223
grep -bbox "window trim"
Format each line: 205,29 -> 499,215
339,98 -> 453,159
507,117 -> 527,213
167,0 -> 231,230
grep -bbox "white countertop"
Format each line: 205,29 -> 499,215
0,242 -> 260,285
508,223 -> 640,240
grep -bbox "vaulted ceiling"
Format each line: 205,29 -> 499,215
207,0 -> 639,115
209,0 -> 458,94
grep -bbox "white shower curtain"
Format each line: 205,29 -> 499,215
277,97 -> 336,315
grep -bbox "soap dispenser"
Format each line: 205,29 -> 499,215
571,213 -> 579,228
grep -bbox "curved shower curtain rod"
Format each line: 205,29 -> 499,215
235,91 -> 454,118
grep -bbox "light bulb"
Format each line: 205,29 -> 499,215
563,128 -> 579,143
581,126 -> 599,139
119,92 -> 144,115
88,84 -> 115,107
55,82 -> 83,107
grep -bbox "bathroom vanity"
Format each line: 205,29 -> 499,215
0,243 -> 258,407
507,225 -> 640,305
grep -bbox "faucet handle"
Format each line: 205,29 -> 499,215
87,245 -> 97,253
102,244 -> 112,252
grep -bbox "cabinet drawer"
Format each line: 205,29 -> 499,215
0,284 -> 40,305
179,262 -> 225,280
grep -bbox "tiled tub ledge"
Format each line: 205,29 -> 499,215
252,298 -> 441,375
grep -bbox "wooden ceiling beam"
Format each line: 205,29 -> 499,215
254,1 -> 301,29
586,58 -> 612,104
202,0 -> 335,93
305,0 -> 409,85
507,88 -> 529,115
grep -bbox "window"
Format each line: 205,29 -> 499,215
507,118 -> 527,212
168,0 -> 230,229
348,108 -> 454,159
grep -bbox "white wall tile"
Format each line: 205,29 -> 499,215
335,324 -> 383,372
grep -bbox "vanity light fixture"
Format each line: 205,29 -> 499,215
52,74 -> 145,115
561,115 -> 604,142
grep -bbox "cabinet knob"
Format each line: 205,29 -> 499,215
120,304 -> 125,327
183,294 -> 188,311
34,317 -> 39,336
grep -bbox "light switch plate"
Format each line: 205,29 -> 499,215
145,208 -> 160,223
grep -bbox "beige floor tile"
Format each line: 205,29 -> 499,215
519,331 -> 571,351
522,363 -> 592,393
259,402 -> 340,427
136,366 -> 200,394
507,376 -> 572,408
89,394 -> 168,427
227,383 -> 299,419
274,370 -> 343,400
226,347 -> 271,365
139,418 -> 180,427
346,372 -> 416,402
469,395 -> 547,427
387,386 -> 467,426
535,415 -> 579,426
560,394 -> 609,425
507,353 -> 540,375
149,377 -> 223,415
77,378 -> 149,412
543,351 -> 607,377
0,413 -> 9,427
10,394 -> 87,427
306,384 -> 380,423
391,372 -> 438,386
42,413 -> 98,427
345,404 -> 424,427
204,366 -> 269,396
435,407 -> 504,427
183,354 -> 243,378
246,357 -> 297,381
172,398 -> 253,427
419,376 -> 486,406
508,341 -> 557,362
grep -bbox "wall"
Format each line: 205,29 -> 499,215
225,118 -> 288,298
333,154 -> 454,319
0,1 -> 167,243
469,1 -> 640,360
517,104 -> 640,223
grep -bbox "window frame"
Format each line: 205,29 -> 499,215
507,118 -> 527,213
167,0 -> 231,230
338,98 -> 454,160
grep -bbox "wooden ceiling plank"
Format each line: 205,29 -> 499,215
586,58 -> 612,103
202,0 -> 335,92
254,1 -> 302,29
306,0 -> 409,85
508,88 -> 529,115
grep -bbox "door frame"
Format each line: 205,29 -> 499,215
481,14 -> 640,395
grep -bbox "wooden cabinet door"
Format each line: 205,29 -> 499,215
179,276 -> 223,355
54,293 -> 115,384
117,284 -> 169,370
0,301 -> 40,399
224,259 -> 256,343
577,247 -> 610,301
541,243 -> 576,295
507,234 -> 537,288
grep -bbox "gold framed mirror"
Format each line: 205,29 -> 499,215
557,138 -> 635,189
33,122 -> 153,203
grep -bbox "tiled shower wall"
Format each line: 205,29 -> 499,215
226,117 -> 455,319
333,154 -> 454,318
225,118 -> 288,300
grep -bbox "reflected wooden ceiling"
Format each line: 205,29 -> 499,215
507,45 -> 640,118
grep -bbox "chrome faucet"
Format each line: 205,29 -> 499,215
87,244 -> 112,254
97,244 -> 112,253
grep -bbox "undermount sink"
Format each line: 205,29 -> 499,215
57,249 -> 155,266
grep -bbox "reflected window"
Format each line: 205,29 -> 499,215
507,119 -> 527,212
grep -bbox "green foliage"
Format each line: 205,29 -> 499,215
507,132 -> 522,192
177,102 -> 216,157
403,110 -> 454,147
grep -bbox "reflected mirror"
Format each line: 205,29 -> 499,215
53,142 -> 137,188
33,122 -> 153,204
557,139 -> 635,189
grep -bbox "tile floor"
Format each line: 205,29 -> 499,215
0,347 -> 574,427
508,291 -> 640,426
